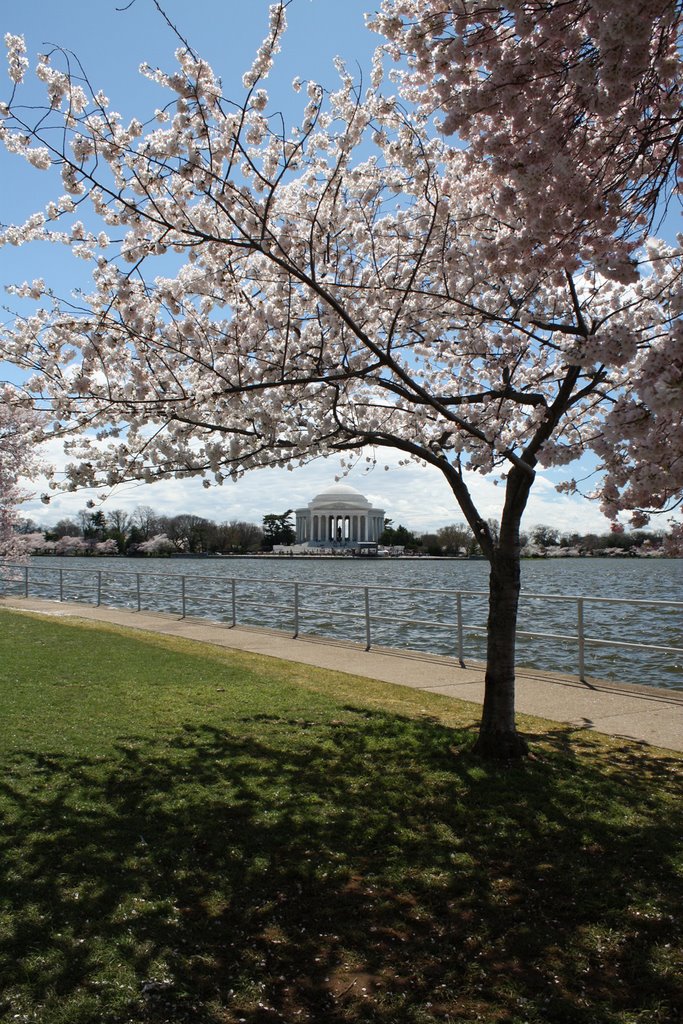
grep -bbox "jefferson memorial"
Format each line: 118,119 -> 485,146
291,483 -> 385,551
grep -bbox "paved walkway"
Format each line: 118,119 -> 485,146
3,596 -> 682,753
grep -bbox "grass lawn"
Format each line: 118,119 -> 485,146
0,608 -> 681,1024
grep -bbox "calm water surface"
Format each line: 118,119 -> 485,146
16,555 -> 683,690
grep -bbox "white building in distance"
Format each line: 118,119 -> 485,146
291,483 -> 386,551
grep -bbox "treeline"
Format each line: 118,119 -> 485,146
15,506 -> 673,558
384,521 -> 671,557
16,506 -> 265,555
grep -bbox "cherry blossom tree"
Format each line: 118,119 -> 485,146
94,537 -> 119,555
54,535 -> 90,556
22,532 -> 55,554
135,533 -> 175,556
0,387 -> 45,562
372,0 -> 682,280
0,4 -> 681,756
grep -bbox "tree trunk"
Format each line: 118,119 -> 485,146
435,460 -> 534,759
473,548 -> 529,758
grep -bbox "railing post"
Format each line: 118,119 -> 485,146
456,592 -> 465,667
293,582 -> 299,638
59,568 -> 64,603
136,573 -> 141,612
180,575 -> 186,618
96,570 -> 102,607
24,565 -> 29,598
364,586 -> 371,650
230,579 -> 236,627
577,597 -> 585,682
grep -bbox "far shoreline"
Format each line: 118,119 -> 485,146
26,551 -> 680,561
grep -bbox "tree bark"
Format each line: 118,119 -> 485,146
473,548 -> 530,758
472,465 -> 533,759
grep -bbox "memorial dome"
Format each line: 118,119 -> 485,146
308,483 -> 371,510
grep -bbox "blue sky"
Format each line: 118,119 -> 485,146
0,0 -> 664,535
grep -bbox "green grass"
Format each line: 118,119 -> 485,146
0,608 -> 681,1024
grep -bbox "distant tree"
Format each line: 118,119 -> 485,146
531,525 -> 561,548
48,518 -> 82,540
159,514 -> 213,553
22,532 -> 53,554
262,511 -> 295,548
419,532 -> 442,556
154,516 -> 186,552
380,522 -> 419,549
14,517 -> 38,534
125,525 -> 146,551
54,535 -> 89,555
186,514 -> 213,552
216,519 -> 264,553
81,509 -> 107,542
135,533 -> 175,555
131,505 -> 161,540
107,508 -> 131,532
437,523 -> 476,556
94,538 -> 119,555
106,508 -> 132,552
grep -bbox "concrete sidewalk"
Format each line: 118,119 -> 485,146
3,596 -> 682,753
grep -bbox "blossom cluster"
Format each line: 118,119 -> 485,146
371,1 -> 682,283
4,33 -> 28,85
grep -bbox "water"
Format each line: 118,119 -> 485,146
10,555 -> 683,690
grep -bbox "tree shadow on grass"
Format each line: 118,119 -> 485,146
0,710 -> 681,1024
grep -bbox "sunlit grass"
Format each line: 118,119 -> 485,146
1,608 -> 681,1024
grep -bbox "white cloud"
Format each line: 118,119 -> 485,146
18,440 -> 614,535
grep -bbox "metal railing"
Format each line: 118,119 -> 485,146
2,561 -> 682,685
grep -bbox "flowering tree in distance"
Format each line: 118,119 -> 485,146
1,4 -> 681,756
0,388 -> 45,562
